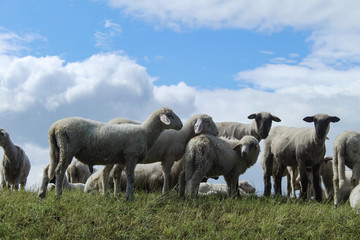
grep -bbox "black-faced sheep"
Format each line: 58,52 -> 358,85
262,114 -> 340,202
38,107 -> 182,200
216,112 -> 281,141
0,129 -> 31,190
179,135 -> 260,198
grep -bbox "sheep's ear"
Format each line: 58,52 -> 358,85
247,114 -> 257,119
271,115 -> 281,122
194,118 -> 204,134
233,144 -> 242,151
160,114 -> 171,125
0,129 -> 5,136
303,116 -> 315,123
329,116 -> 340,123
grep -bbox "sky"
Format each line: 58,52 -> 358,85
1,0 -> 360,194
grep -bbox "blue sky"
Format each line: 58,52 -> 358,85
1,0 -> 360,193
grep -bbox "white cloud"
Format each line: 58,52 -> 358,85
95,20 -> 122,49
0,27 -> 46,55
106,0 -> 360,68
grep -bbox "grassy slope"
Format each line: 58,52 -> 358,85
0,189 -> 359,239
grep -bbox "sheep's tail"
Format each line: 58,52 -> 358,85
48,129 -> 60,181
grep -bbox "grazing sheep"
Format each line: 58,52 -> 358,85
333,130 -> 360,206
85,159 -> 184,193
110,114 -> 218,193
179,135 -> 260,198
349,184 -> 360,213
216,112 -> 281,141
38,107 -> 182,200
198,180 -> 256,196
41,164 -> 85,193
66,159 -> 93,184
262,114 -> 340,202
0,129 -> 31,190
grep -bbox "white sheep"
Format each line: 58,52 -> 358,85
332,130 -> 360,206
216,112 -> 281,141
179,135 -> 260,198
262,114 -> 340,202
38,107 -> 182,200
66,159 -> 93,184
0,128 -> 31,190
198,180 -> 256,196
349,184 -> 360,213
41,164 -> 85,193
109,114 -> 218,193
85,159 -> 184,193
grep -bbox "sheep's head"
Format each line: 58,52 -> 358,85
0,129 -> 9,146
158,107 -> 183,131
233,135 -> 260,160
193,114 -> 218,136
248,112 -> 281,140
303,114 -> 340,140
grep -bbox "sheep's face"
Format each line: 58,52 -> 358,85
303,114 -> 340,139
159,108 -> 183,131
248,112 -> 281,140
193,115 -> 218,136
234,136 -> 260,159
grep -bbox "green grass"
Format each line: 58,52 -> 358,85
1,189 -> 359,239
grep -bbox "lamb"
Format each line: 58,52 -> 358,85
0,128 -> 31,190
66,159 -> 93,184
109,114 -> 218,193
262,114 -> 340,202
349,184 -> 360,213
198,180 -> 256,196
216,112 -> 281,141
85,159 -> 184,193
332,130 -> 360,206
179,135 -> 260,198
38,107 -> 182,200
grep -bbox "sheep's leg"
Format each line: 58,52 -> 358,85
102,165 -> 113,195
225,176 -> 239,198
125,162 -> 136,201
332,150 -> 340,206
178,170 -> 186,197
55,153 -> 72,198
263,154 -> 274,196
298,163 -> 309,200
274,164 -> 286,196
286,173 -> 291,197
112,164 -> 124,196
287,167 -> 295,198
161,160 -> 174,193
189,170 -> 205,198
312,164 -> 322,202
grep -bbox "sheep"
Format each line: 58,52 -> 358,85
332,130 -> 360,206
216,112 -> 281,141
38,107 -> 182,200
85,159 -> 184,193
198,180 -> 256,196
0,128 -> 31,190
349,184 -> 360,213
40,164 -> 85,193
179,135 -> 260,198
66,159 -> 93,184
109,114 -> 218,193
262,114 -> 340,202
